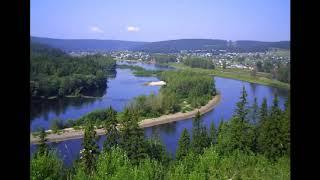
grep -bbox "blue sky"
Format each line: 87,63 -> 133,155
31,0 -> 290,42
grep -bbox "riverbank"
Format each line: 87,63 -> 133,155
34,95 -> 102,100
30,94 -> 221,144
169,63 -> 290,90
117,64 -> 161,77
139,94 -> 221,128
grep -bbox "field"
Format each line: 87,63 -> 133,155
170,63 -> 290,90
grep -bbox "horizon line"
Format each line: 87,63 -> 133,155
31,35 -> 290,43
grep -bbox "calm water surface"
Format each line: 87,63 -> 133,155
30,63 -> 289,166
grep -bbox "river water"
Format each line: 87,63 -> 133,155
30,62 -> 289,166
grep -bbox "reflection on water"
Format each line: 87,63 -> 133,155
117,61 -> 175,71
30,65 -> 167,131
31,97 -> 98,121
149,121 -> 177,136
30,62 -> 290,166
249,83 -> 257,96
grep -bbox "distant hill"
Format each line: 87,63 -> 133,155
30,42 -> 67,56
132,39 -> 229,53
31,36 -> 149,52
135,39 -> 290,53
31,36 -> 289,53
230,40 -> 290,52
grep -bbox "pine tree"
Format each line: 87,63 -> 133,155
235,86 -> 249,122
257,95 -> 290,160
282,98 -> 290,156
284,96 -> 290,112
176,128 -> 190,160
250,97 -> 259,152
209,122 -> 216,145
251,97 -> 259,124
119,109 -> 147,164
103,106 -> 119,151
217,88 -> 255,154
217,119 -> 224,135
191,111 -> 210,154
216,116 -> 254,154
81,119 -> 99,175
270,94 -> 281,116
259,98 -> 268,124
192,111 -> 202,129
146,133 -> 170,164
37,128 -> 48,156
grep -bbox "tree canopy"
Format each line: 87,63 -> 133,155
31,43 -> 116,98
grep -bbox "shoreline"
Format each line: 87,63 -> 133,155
30,94 -> 221,144
169,63 -> 290,90
32,95 -> 102,100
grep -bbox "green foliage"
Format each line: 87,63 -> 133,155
217,120 -> 224,137
145,135 -> 171,165
250,97 -> 259,124
216,116 -> 255,154
183,57 -> 215,69
127,70 -> 215,120
30,43 -> 116,98
80,120 -> 99,175
31,151 -> 64,180
152,54 -> 177,64
171,63 -> 290,90
37,128 -> 49,155
263,61 -> 274,73
191,112 -> 210,154
259,97 -> 268,123
50,118 -> 64,133
127,93 -> 164,119
209,122 -> 217,145
222,61 -> 227,69
276,63 -> 290,83
251,68 -> 257,77
31,89 -> 290,179
117,64 -> 161,77
103,107 -> 120,151
93,147 -> 132,179
257,95 -> 290,160
256,60 -> 290,83
76,109 -> 111,127
169,147 -> 290,180
218,87 -> 255,153
234,86 -> 249,122
119,109 -> 148,164
256,61 -> 263,71
176,128 -> 190,160
65,119 -> 76,128
160,70 -> 215,107
75,147 -> 166,180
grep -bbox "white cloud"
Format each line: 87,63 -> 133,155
90,26 -> 104,33
127,26 -> 140,32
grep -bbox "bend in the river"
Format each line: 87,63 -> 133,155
30,94 -> 221,144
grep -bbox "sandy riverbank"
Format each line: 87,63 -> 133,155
139,94 -> 221,128
31,94 -> 221,144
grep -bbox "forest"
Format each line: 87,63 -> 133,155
256,61 -> 290,83
56,70 -> 216,128
183,57 -> 215,69
30,43 -> 116,98
152,54 -> 177,64
128,70 -> 216,119
117,64 -> 161,77
31,87 -> 290,179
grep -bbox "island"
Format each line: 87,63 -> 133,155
30,94 -> 220,143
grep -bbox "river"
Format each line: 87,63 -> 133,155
30,62 -> 289,166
